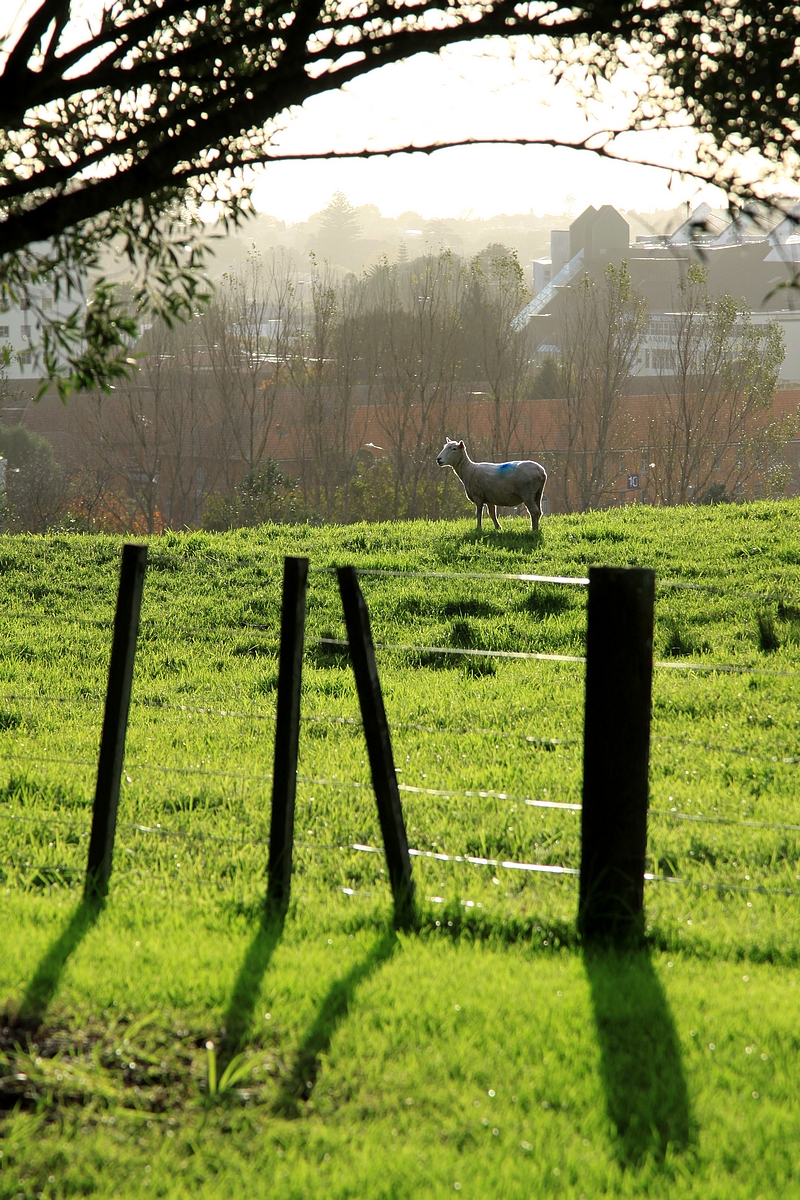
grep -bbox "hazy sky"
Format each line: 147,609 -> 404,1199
4,5 -> 742,224
251,40 -> 723,223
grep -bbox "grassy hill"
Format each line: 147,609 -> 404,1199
2,503 -> 800,1198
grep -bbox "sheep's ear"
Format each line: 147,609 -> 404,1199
459,440 -> 465,448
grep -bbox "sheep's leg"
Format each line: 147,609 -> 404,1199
475,501 -> 484,530
487,502 -> 501,531
527,496 -> 540,531
526,483 -> 544,531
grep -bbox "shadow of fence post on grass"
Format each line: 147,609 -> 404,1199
220,910 -> 285,1066
16,895 -> 104,1029
273,929 -> 398,1118
584,949 -> 693,1166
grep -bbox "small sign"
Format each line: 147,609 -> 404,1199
627,474 -> 639,490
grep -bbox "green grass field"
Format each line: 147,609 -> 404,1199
2,503 -> 800,1198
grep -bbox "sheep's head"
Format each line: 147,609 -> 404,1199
436,438 -> 465,468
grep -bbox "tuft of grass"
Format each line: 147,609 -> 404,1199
462,655 -> 496,679
441,599 -> 500,619
517,588 -> 572,617
449,618 -> 474,648
757,609 -> 780,653
777,599 -> 800,622
662,615 -> 694,658
308,631 -> 349,668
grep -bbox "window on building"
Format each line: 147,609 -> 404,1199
0,326 -> 8,339
18,351 -> 31,365
41,295 -> 53,310
20,325 -> 30,340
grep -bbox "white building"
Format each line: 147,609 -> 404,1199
631,309 -> 800,385
1,274 -> 86,384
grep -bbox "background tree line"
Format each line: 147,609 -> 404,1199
1,249 -> 794,532
68,244 -> 544,531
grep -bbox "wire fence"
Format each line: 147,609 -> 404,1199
2,557 -> 798,677
1,557 -> 799,927
1,689 -> 798,765
4,830 -> 799,902
5,784 -> 800,842
35,541 -> 797,608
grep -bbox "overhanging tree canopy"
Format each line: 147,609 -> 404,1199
3,0 -> 800,393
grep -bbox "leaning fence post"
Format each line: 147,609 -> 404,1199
578,565 -> 655,944
337,566 -> 415,926
267,556 -> 309,911
85,543 -> 148,899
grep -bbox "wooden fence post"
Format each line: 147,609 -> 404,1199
267,556 -> 309,911
578,565 -> 655,943
85,543 -> 148,899
337,566 -> 415,926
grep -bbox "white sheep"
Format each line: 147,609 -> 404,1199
436,438 -> 547,532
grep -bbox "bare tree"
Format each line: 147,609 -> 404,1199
372,252 -> 467,518
287,264 -> 338,519
331,275 -> 374,522
77,325 -> 167,532
73,315 -> 226,529
556,263 -> 648,512
284,265 -> 374,521
159,324 -> 222,526
468,247 -> 532,460
651,266 -> 788,505
201,248 -> 296,489
67,460 -> 128,532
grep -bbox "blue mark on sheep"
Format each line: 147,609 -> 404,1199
497,462 -> 514,471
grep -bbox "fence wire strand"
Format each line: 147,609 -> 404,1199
0,612 -> 112,628
3,846 -> 799,901
3,602 -> 799,680
340,567 -> 590,586
319,636 -> 585,665
0,751 -> 580,812
649,808 -> 800,834
319,636 -> 800,678
5,798 -> 800,843
0,692 -> 579,750
5,693 -> 800,763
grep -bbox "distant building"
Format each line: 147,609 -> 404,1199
521,202 -> 800,387
1,260 -> 86,388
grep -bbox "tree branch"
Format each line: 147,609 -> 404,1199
2,0 -> 65,86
